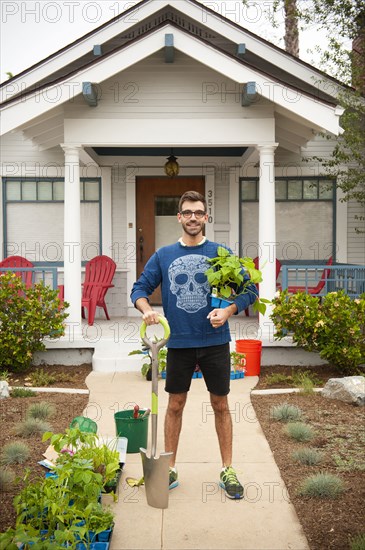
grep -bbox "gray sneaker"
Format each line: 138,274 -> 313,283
219,466 -> 244,499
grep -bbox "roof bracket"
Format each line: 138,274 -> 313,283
82,82 -> 98,107
165,34 -> 174,63
237,44 -> 246,58
241,82 -> 257,107
93,45 -> 102,57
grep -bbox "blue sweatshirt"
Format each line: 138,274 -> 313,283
130,240 -> 258,348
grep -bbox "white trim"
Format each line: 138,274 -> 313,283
1,25 -> 341,136
100,167 -> 112,256
336,185 -> 348,263
229,167 -> 239,254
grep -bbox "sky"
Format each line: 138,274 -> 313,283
0,0 -> 327,83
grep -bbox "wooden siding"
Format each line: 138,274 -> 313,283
348,200 -> 365,265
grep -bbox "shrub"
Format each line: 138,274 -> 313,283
264,373 -> 292,386
271,290 -> 365,374
292,448 -> 324,466
15,418 -> 52,437
1,442 -> 30,465
271,403 -> 303,422
10,388 -> 36,397
0,272 -> 69,371
291,370 -> 321,394
27,401 -> 56,421
350,533 -> 365,550
30,369 -> 56,387
285,422 -> 315,442
0,468 -> 15,492
298,472 -> 344,498
0,370 -> 10,382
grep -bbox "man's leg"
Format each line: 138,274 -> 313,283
164,392 -> 188,467
210,393 -> 232,467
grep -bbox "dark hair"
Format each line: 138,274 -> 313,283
178,190 -> 207,212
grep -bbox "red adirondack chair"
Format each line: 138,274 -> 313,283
0,255 -> 34,287
245,257 -> 282,316
81,255 -> 116,325
286,257 -> 333,294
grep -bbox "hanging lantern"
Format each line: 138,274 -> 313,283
164,154 -> 180,177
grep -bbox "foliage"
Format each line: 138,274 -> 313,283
26,401 -> 56,421
10,388 -> 36,398
271,290 -> 365,373
285,422 -> 315,442
14,418 -> 52,437
270,403 -> 303,422
0,370 -> 10,382
291,370 -> 321,393
0,442 -> 30,465
0,468 -> 15,491
30,369 -> 57,387
298,472 -> 344,498
129,339 -> 167,378
292,448 -> 324,466
230,351 -> 246,373
204,246 -> 269,314
0,273 -> 68,371
350,533 -> 365,550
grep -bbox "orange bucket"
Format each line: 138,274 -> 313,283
235,339 -> 262,376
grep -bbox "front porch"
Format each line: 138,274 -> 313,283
36,314 -> 328,371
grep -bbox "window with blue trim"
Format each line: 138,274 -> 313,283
3,178 -> 101,264
240,178 -> 335,262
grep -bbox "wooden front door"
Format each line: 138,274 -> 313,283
136,176 -> 205,304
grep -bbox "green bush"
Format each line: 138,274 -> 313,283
30,369 -> 56,387
350,533 -> 365,550
271,290 -> 365,373
285,422 -> 315,442
1,442 -> 30,465
0,468 -> 15,491
292,448 -> 324,466
10,388 -> 36,398
26,401 -> 55,421
270,403 -> 303,422
0,272 -> 69,371
14,418 -> 51,437
298,472 -> 344,498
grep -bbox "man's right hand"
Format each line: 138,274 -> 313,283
142,310 -> 161,325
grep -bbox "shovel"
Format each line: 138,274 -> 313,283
140,316 -> 173,509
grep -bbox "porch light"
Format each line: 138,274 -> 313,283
164,153 -> 180,177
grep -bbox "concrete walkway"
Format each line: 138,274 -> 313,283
86,371 -> 309,550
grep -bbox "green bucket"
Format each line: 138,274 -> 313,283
114,410 -> 149,453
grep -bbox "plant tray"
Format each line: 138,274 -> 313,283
210,295 -> 233,308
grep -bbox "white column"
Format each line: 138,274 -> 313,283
257,143 -> 278,341
62,144 -> 82,336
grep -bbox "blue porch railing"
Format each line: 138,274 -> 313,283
0,267 -> 59,290
280,264 -> 365,298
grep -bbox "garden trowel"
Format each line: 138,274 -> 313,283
140,317 -> 173,509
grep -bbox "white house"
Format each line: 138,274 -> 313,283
1,0 -> 364,356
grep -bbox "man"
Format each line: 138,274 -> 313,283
130,190 -> 257,499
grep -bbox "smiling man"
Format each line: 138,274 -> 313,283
130,190 -> 257,499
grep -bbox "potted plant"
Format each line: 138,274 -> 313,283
230,351 -> 246,379
204,247 -> 269,314
129,339 -> 167,380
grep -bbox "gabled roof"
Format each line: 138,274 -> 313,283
0,0 -> 343,140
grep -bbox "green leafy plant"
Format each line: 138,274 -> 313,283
29,369 -> 57,387
292,448 -> 324,466
0,272 -> 69,371
0,468 -> 15,491
26,401 -> 56,421
0,370 -> 10,382
230,351 -> 246,373
129,339 -> 167,378
10,388 -> 36,397
291,370 -> 321,394
285,422 -> 315,442
14,418 -> 52,437
271,403 -> 303,423
271,290 -> 365,373
204,247 -> 270,314
350,533 -> 365,550
298,472 -> 344,498
1,441 -> 30,465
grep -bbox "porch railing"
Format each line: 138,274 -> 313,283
0,267 -> 59,290
280,264 -> 365,298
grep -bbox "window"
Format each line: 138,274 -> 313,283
240,177 -> 335,261
3,178 -> 101,263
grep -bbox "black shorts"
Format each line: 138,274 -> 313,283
165,343 -> 231,396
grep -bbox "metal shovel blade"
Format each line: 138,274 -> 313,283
140,447 -> 173,509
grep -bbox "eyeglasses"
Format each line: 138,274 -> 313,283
180,210 -> 207,220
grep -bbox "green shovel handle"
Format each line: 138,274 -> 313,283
140,316 -> 170,348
